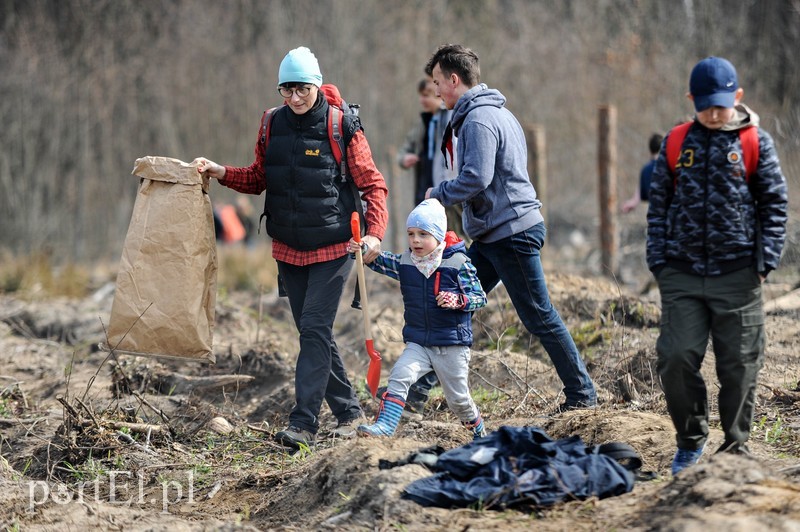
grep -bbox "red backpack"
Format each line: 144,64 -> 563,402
665,121 -> 759,185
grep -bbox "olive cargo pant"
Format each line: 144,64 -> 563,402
655,266 -> 765,452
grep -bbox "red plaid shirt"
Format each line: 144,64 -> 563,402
219,111 -> 388,266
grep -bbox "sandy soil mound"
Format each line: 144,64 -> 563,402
1,267 -> 799,530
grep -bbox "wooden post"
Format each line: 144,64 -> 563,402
385,146 -> 403,252
598,105 -> 619,277
525,124 -> 547,220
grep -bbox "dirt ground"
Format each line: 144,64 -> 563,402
1,236 -> 800,531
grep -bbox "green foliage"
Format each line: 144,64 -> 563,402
755,415 -> 792,445
63,457 -> 107,482
470,386 -> 504,410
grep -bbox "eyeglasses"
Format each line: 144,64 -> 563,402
277,85 -> 313,98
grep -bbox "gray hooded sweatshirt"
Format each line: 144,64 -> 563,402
431,84 -> 543,243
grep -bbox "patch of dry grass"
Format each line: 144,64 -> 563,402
0,242 -> 278,300
0,250 -> 91,298
215,242 -> 278,294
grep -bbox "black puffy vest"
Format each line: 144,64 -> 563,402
262,98 -> 357,250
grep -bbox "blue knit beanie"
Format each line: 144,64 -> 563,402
407,199 -> 447,243
278,47 -> 323,87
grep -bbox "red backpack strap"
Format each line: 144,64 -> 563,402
328,105 -> 346,178
260,106 -> 279,146
739,126 -> 759,182
666,121 -> 692,179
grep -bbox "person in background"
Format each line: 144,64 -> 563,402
425,43 -> 597,412
621,133 -> 664,213
398,77 -> 468,244
646,56 -> 788,475
195,46 -> 388,449
351,199 -> 488,440
234,196 -> 256,246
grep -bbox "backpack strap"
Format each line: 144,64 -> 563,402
667,121 -> 760,183
328,105 -> 366,238
739,125 -> 759,182
328,105 -> 346,181
665,121 -> 693,186
260,107 -> 279,146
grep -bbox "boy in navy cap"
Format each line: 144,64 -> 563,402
646,57 -> 788,475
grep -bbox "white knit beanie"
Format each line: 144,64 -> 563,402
406,199 -> 447,242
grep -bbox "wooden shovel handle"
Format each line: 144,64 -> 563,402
350,213 -> 372,341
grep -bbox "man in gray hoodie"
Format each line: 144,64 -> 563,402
422,43 -> 596,411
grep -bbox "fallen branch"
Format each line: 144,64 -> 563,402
74,396 -> 102,431
106,420 -> 166,434
165,373 -> 255,394
116,430 -> 158,455
246,423 -> 271,434
131,390 -> 171,423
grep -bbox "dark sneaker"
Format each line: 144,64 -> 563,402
331,416 -> 367,439
671,445 -> 704,476
554,400 -> 597,413
275,425 -> 315,449
717,441 -> 752,456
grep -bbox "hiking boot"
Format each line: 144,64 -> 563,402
717,441 -> 752,456
554,400 -> 597,414
357,393 -> 404,437
376,386 -> 425,420
275,425 -> 315,449
331,416 -> 367,439
671,445 -> 704,476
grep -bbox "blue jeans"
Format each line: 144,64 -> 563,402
468,223 -> 596,405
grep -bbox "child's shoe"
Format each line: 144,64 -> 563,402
357,393 -> 405,437
463,415 -> 487,440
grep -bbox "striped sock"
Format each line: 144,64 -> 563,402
464,415 -> 486,440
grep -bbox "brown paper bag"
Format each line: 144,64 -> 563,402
103,156 -> 217,363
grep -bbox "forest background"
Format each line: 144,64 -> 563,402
2,0 -> 799,266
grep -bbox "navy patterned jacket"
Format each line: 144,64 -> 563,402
646,105 -> 788,277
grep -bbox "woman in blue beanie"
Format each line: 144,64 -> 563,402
196,47 -> 389,449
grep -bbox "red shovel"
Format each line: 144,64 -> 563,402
350,212 -> 382,397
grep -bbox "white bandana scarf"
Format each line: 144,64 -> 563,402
410,240 -> 446,278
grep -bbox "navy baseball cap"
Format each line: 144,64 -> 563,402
689,57 -> 738,112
